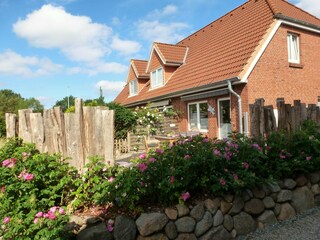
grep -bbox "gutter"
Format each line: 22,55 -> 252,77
227,80 -> 243,134
124,77 -> 240,108
274,14 -> 320,32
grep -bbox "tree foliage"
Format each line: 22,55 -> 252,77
54,95 -> 75,112
0,90 -> 44,137
106,102 -> 137,139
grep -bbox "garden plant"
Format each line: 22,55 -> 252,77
0,120 -> 319,239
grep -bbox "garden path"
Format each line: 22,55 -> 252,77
240,207 -> 320,240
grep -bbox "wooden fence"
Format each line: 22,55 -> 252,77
114,133 -> 130,157
250,98 -> 320,138
5,99 -> 115,171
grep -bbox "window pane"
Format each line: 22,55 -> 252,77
199,103 -> 208,130
129,80 -> 138,95
287,34 -> 299,63
151,71 -> 156,87
133,80 -> 138,94
188,104 -> 198,130
157,68 -> 163,86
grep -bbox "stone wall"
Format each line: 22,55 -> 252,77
74,172 -> 320,240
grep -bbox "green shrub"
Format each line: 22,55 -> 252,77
0,138 -> 77,239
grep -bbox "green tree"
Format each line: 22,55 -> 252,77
106,102 -> 137,139
54,95 -> 75,112
0,89 -> 44,137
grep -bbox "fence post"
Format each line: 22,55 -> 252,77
29,113 -> 44,152
294,100 -> 302,131
103,109 -> 115,166
18,109 -> 33,143
127,131 -> 131,153
276,98 -> 285,131
5,113 -> 17,138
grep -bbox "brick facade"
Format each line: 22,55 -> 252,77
247,25 -> 320,106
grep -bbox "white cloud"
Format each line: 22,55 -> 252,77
162,5 -> 178,15
294,0 -> 320,17
13,4 -> 112,63
111,36 -> 141,55
147,4 -> 178,19
136,20 -> 189,43
68,61 -> 127,75
36,96 -> 54,107
0,49 -> 62,77
95,80 -> 126,96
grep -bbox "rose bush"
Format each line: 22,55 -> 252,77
0,138 -> 77,239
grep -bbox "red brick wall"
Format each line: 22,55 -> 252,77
128,66 -> 136,82
172,96 -> 227,139
247,25 -> 320,107
149,51 -> 163,72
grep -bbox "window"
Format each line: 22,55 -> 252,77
151,68 -> 164,88
188,102 -> 208,131
287,33 -> 300,63
129,80 -> 138,96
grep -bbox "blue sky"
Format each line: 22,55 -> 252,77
0,0 -> 319,108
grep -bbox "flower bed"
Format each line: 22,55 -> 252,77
1,121 -> 320,239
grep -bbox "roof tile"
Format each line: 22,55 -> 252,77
115,0 -> 320,106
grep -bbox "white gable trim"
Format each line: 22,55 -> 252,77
242,19 -> 320,83
146,44 -> 166,73
281,20 -> 320,34
241,20 -> 281,83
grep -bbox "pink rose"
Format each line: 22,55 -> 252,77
137,163 -> 148,172
220,178 -> 226,186
35,212 -> 43,218
108,177 -> 115,182
34,218 -> 39,224
47,211 -> 56,220
23,173 -> 34,181
3,216 -> 10,224
181,192 -> 190,202
59,208 -> 65,215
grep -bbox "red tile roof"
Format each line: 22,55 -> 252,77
154,42 -> 188,64
115,0 -> 320,106
130,59 -> 149,79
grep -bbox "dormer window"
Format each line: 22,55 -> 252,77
129,80 -> 138,96
151,68 -> 164,89
287,33 -> 300,64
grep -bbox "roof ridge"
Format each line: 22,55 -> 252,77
154,42 -> 186,48
131,59 -> 148,62
177,0 -> 251,45
265,0 -> 279,15
278,0 -> 320,21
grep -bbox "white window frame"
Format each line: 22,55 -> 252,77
187,101 -> 208,132
151,67 -> 164,89
218,98 -> 231,139
287,33 -> 300,64
129,80 -> 138,96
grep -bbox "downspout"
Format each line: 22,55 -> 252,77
227,80 -> 243,134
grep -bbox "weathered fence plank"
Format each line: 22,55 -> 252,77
18,109 -> 32,143
5,98 -> 115,171
29,113 -> 44,151
103,109 -> 115,166
5,113 -> 17,138
250,99 -> 320,138
276,98 -> 286,130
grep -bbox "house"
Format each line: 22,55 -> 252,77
115,0 -> 320,139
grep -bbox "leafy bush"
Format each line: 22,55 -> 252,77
0,138 -> 77,239
106,102 -> 137,139
1,121 -> 320,238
